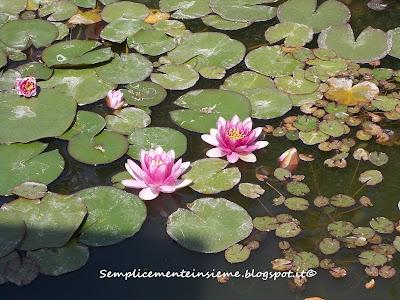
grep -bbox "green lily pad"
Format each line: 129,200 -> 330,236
372,68 -> 393,80
72,0 -> 96,8
265,22 -> 314,47
352,227 -> 375,240
170,89 -> 251,133
183,158 -> 241,194
76,186 -> 147,247
394,236 -> 400,252
307,58 -> 348,77
210,0 -> 277,22
122,81 -> 167,107
160,0 -> 211,19
319,238 -> 340,255
330,194 -> 356,208
318,24 -> 391,63
253,216 -> 279,231
129,29 -> 177,56
292,251 -> 319,272
101,1 -> 149,22
275,221 -> 302,238
11,182 -> 47,200
225,244 -> 251,264
299,130 -> 329,145
368,152 -> 389,166
151,63 -> 200,90
105,107 -> 151,135
17,62 -> 53,80
358,250 -> 388,267
245,46 -> 303,78
277,0 -> 351,32
221,71 -> 275,93
0,19 -> 58,50
101,19 -> 150,43
0,142 -> 64,196
242,88 -> 293,120
388,27 -> 400,59
167,197 -> 253,253
284,197 -> 309,211
42,40 -> 113,67
274,168 -> 291,181
4,193 -> 87,250
27,241 -> 89,276
53,21 -> 69,40
275,69 -> 319,95
153,20 -> 188,37
294,115 -> 318,132
0,210 -> 25,257
59,111 -> 105,141
371,96 -> 400,112
40,69 -> 115,105
369,217 -> 394,234
38,1 -> 78,21
319,120 -> 346,137
4,255 -> 39,286
111,171 -> 131,189
286,182 -> 310,196
68,131 -> 128,165
127,127 -> 187,160
96,53 -> 153,85
167,32 -> 246,79
327,221 -> 354,238
0,0 -> 26,15
359,170 -> 383,186
239,183 -> 265,199
202,15 -> 251,30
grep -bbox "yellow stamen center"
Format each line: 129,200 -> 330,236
25,83 -> 35,91
227,128 -> 246,141
151,159 -> 164,167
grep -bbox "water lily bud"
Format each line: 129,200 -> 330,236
278,147 -> 299,172
106,89 -> 125,110
365,279 -> 375,289
15,77 -> 37,98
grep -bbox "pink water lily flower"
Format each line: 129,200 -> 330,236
16,77 -> 37,98
122,147 -> 192,200
201,115 -> 269,163
106,89 -> 125,110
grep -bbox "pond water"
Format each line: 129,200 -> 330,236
1,0 -> 400,299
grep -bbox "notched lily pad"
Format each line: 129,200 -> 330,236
151,63 -> 199,90
123,81 -> 167,107
284,197 -> 309,211
359,170 -> 383,186
225,244 -> 251,264
369,217 -> 394,234
265,22 -> 313,47
319,238 -> 340,255
359,250 -> 388,267
327,221 -> 354,238
239,183 -> 265,199
292,251 -> 319,272
105,107 -> 151,136
286,182 -> 310,196
11,182 -> 47,200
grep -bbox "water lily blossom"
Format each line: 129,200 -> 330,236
105,89 -> 125,110
15,77 -> 37,98
201,115 -> 269,163
278,147 -> 299,172
122,147 -> 192,200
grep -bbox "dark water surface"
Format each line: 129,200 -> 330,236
1,0 -> 400,299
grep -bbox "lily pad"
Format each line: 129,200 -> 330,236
221,71 -> 275,93
210,0 -> 277,22
239,183 -> 265,199
284,197 -> 309,211
0,0 -> 26,15
353,227 -> 375,240
359,170 -> 383,186
319,238 -> 340,255
129,29 -> 177,56
0,210 -> 25,257
371,96 -> 400,112
27,241 -> 89,276
294,115 -> 318,132
225,244 -> 251,264
253,216 -> 279,231
4,193 -> 87,250
275,69 -> 319,95
42,40 -> 114,67
286,182 -> 310,196
0,142 -> 64,196
319,120 -> 347,137
388,27 -> 400,59
96,54 -> 153,85
183,158 -> 241,194
68,131 -> 128,165
202,15 -> 251,30
245,46 -> 303,78
17,62 -> 53,80
265,22 -> 314,47
100,19 -> 150,43
11,182 -> 47,200
330,194 -> 356,208
160,0 -> 211,19
275,221 -> 301,238
38,1 -> 78,21
299,130 -> 329,145
318,24 -> 391,63
394,236 -> 400,252
368,152 -> 389,166
359,250 -> 388,267
369,217 -> 394,234
4,256 -> 39,286
105,107 -> 151,135
127,127 -> 187,160
167,197 -> 253,253
0,19 -> 58,50
151,63 -> 200,90
327,221 -> 354,238
101,1 -> 149,22
59,111 -> 105,141
292,251 -> 319,272
274,168 -> 291,181
122,81 -> 167,107
170,89 -> 251,133
277,0 -> 351,32
76,186 -> 146,247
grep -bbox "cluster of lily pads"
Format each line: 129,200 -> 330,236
0,0 -> 399,292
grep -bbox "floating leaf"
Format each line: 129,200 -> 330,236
122,81 -> 167,107
294,115 -> 318,132
286,182 -> 310,196
277,0 -> 351,32
368,152 -> 389,166
319,238 -> 340,255
299,130 -> 329,145
4,193 -> 86,250
0,210 -> 25,257
160,0 -> 211,19
105,107 -> 151,135
274,168 -> 291,181
292,251 -> 319,272
265,22 -> 313,47
170,89 -> 251,133
253,216 -> 279,231
275,69 -> 319,95
17,62 -> 53,80
183,158 -> 241,194
319,120 -> 347,137
369,217 -> 394,234
68,131 -> 128,165
38,1 -> 78,21
202,15 -> 251,31
371,96 -> 400,112
151,63 -> 199,90
284,197 -> 309,211
68,8 -> 102,25
11,182 -> 47,200
72,0 -> 96,9
330,194 -> 356,208
167,197 -> 253,253
359,250 -> 388,267
221,71 -> 275,93
127,127 -> 187,160
275,221 -> 301,238
42,40 -> 113,67
388,27 -> 400,59
239,183 -> 265,199
59,111 -> 105,141
394,236 -> 400,252
0,0 -> 26,15
245,46 -> 303,78
4,256 -> 39,286
359,170 -> 383,186
0,142 -> 64,196
100,19 -> 150,43
327,221 -> 354,238
129,29 -> 177,56
101,1 -> 149,22
27,241 -> 89,276
318,24 -> 391,63
210,0 -> 277,22
225,244 -> 251,264
77,186 -> 146,247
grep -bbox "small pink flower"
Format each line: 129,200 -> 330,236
15,77 -> 37,98
122,147 -> 192,200
201,115 -> 269,163
106,89 -> 125,110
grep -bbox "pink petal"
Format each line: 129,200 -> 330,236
139,187 -> 159,200
158,185 -> 176,193
121,179 -> 148,189
255,141 -> 269,149
231,115 -> 240,125
179,161 -> 191,172
227,152 -> 239,163
206,148 -> 225,158
201,134 -> 219,146
126,160 -> 143,179
239,153 -> 257,163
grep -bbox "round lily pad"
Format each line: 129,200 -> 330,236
388,27 -> 400,59
210,0 -> 277,22
202,15 -> 251,30
68,131 -> 128,165
245,46 -> 303,78
221,71 -> 275,93
0,0 -> 26,15
96,53 -> 153,85
42,40 -> 113,67
274,168 -> 291,181
253,216 -> 279,232
4,193 -> 87,250
353,227 -> 375,240
0,210 -> 25,257
371,96 -> 400,112
11,182 -> 48,200
368,152 -> 389,166
0,142 -> 64,196
27,241 -> 89,276
330,194 -> 356,208
129,29 -> 177,56
77,186 -> 147,247
38,1 -> 78,21
319,238 -> 340,255
275,222 -> 302,238
151,63 -> 200,90
0,86 -> 76,143
225,244 -> 251,264
319,120 -> 346,137
4,256 -> 39,286
294,115 -> 318,132
183,158 -> 241,194
59,111 -> 105,141
292,251 -> 319,272
239,183 -> 265,199
160,0 -> 211,19
167,197 -> 253,253
284,197 -> 309,211
359,170 -> 383,186
265,22 -> 314,47
359,250 -> 388,267
100,19 -> 150,43
327,221 -> 354,238
286,182 -> 310,196
275,69 -> 319,95
17,62 -> 53,80
127,127 -> 187,160
122,81 -> 167,107
101,1 -> 149,22
369,217 -> 394,234
299,130 -> 329,145
105,107 -> 151,135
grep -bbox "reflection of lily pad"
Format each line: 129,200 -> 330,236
105,107 -> 151,135
167,197 -> 253,253
359,170 -> 383,186
210,0 -> 277,22
151,64 -> 199,90
127,127 -> 187,160
170,89 -> 251,133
